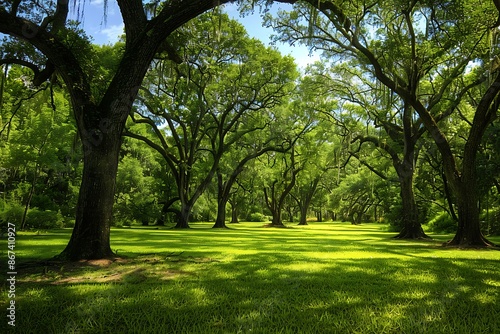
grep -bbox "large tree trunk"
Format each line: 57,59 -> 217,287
449,190 -> 490,246
394,99 -> 429,240
270,209 -> 285,227
298,205 -> 308,225
394,163 -> 430,239
446,163 -> 494,247
58,130 -> 121,260
213,197 -> 228,228
443,74 -> 500,247
174,204 -> 191,229
264,186 -> 286,228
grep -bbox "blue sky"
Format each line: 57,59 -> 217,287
68,0 -> 319,68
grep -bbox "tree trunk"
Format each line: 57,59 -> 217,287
174,204 -> 191,229
58,132 -> 121,260
264,188 -> 286,228
213,173 -> 228,228
329,211 -> 336,221
270,209 -> 285,227
287,206 -> 294,222
174,214 -> 190,229
443,73 -> 499,247
156,202 -> 168,226
317,210 -> 323,222
394,165 -> 430,239
213,197 -> 228,228
446,169 -> 494,247
442,171 -> 459,222
298,205 -> 308,225
156,197 -> 180,226
0,0 -> 242,262
230,203 -> 239,224
156,215 -> 165,226
20,164 -> 39,230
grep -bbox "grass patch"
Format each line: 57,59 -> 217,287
1,222 -> 500,333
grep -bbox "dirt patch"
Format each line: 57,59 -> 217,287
17,257 -> 126,276
85,258 -> 120,267
17,256 -> 193,285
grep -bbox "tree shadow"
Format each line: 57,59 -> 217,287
9,252 -> 500,333
5,224 -> 500,333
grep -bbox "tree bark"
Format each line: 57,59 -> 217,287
317,210 -> 323,222
264,184 -> 285,227
297,204 -> 308,225
156,197 -> 180,226
213,197 -> 228,228
443,75 -> 500,247
230,202 -> 239,224
213,146 -> 290,228
174,204 -> 191,229
446,150 -> 495,247
442,171 -> 459,222
353,133 -> 428,238
264,184 -> 287,227
271,209 -> 285,227
447,183 -> 490,246
295,179 -> 320,226
394,164 -> 430,239
59,125 -> 122,260
394,100 -> 430,239
20,163 -> 39,230
213,172 -> 228,228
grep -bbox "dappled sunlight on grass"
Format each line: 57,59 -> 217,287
3,222 -> 500,332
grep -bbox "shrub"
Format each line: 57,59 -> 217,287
26,209 -> 64,229
248,212 -> 266,222
63,218 -> 75,228
0,202 -> 25,226
427,212 -> 457,233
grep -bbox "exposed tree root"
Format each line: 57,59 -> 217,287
443,237 -> 499,249
393,231 -> 432,240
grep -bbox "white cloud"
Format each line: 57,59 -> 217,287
99,23 -> 124,44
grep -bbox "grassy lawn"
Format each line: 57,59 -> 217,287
1,222 -> 500,333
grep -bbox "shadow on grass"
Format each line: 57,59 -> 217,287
3,223 -> 500,333
8,223 -> 499,265
7,252 -> 500,333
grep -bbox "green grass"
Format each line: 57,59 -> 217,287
1,222 -> 500,333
